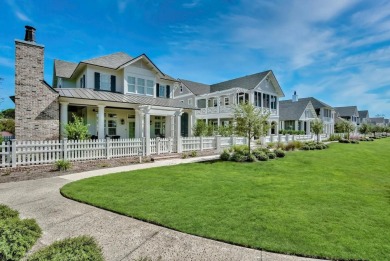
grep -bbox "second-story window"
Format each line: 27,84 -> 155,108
127,76 -> 135,93
137,78 -> 145,94
146,80 -> 154,96
270,95 -> 277,110
224,97 -> 229,106
100,74 -> 111,91
80,75 -> 86,88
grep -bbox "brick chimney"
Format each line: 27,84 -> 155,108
14,26 -> 60,140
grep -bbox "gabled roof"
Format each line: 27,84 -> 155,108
334,106 -> 359,117
179,79 -> 211,95
56,88 -> 196,109
210,71 -> 270,92
82,52 -> 132,69
54,60 -> 78,78
369,117 -> 385,124
279,99 -> 315,121
358,110 -> 369,119
298,97 -> 334,110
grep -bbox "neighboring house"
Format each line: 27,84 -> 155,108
368,117 -> 386,127
334,106 -> 359,131
177,71 -> 285,135
358,110 -> 369,126
279,94 -> 317,135
13,26 -> 195,141
385,119 -> 390,127
279,92 -> 335,134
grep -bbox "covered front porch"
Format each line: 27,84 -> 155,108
60,101 -> 194,140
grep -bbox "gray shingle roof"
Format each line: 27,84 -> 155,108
298,97 -> 333,110
334,106 -> 358,117
210,71 -> 270,92
279,100 -> 312,121
82,52 -> 132,69
179,79 -> 211,95
54,60 -> 78,78
57,88 -> 196,109
358,110 -> 369,119
369,117 -> 385,124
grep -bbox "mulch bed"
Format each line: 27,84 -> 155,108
0,150 -> 218,184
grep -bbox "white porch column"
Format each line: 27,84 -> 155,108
217,118 -> 221,127
295,120 -> 299,131
144,112 -> 151,155
189,110 -> 195,137
135,110 -> 144,138
175,111 -> 183,153
60,102 -> 69,139
97,105 -> 105,139
165,116 -> 171,138
170,115 -> 175,138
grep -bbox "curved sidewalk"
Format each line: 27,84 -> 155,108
0,156 -> 324,261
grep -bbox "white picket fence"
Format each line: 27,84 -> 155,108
0,133 -> 330,168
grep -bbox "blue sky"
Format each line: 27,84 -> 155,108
1,0 -> 389,117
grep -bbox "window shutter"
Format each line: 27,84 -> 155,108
166,85 -> 170,98
94,72 -> 100,90
111,75 -> 116,92
156,83 -> 160,97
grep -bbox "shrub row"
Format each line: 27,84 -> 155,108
339,139 -> 360,144
220,145 -> 285,162
301,141 -> 329,151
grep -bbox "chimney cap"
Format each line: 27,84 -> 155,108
25,25 -> 36,30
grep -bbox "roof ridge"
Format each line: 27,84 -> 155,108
211,70 -> 271,86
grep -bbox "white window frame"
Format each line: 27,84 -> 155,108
224,97 -> 229,106
159,84 -> 166,98
188,99 -> 192,105
100,73 -> 111,91
126,75 -> 154,96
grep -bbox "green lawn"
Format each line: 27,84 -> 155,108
61,138 -> 390,260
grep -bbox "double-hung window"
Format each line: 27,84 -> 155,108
100,74 -> 111,91
224,97 -> 229,106
146,80 -> 154,95
159,85 -> 166,98
137,78 -> 145,94
127,76 -> 136,93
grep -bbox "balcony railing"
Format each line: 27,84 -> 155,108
196,106 -> 278,116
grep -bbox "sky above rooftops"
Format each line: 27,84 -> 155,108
0,0 -> 389,117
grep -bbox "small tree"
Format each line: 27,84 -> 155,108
310,119 -> 324,143
371,125 -> 382,137
233,102 -> 270,152
65,114 -> 90,140
359,123 -> 371,137
0,119 -> 15,134
193,120 -> 207,136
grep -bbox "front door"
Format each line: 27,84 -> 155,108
128,122 -> 135,138
181,112 -> 189,137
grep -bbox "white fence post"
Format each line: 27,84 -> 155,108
216,135 -> 222,152
11,139 -> 16,168
63,138 -> 68,161
106,137 -> 111,159
292,135 -> 296,142
286,134 -> 290,143
156,137 -> 160,155
231,136 -> 236,147
177,136 -> 183,153
278,134 -> 282,143
200,136 -> 204,151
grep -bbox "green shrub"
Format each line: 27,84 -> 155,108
231,152 -> 247,162
301,145 -> 310,150
267,152 -> 276,159
220,150 -> 231,161
315,144 -> 323,150
274,149 -> 286,158
275,142 -> 286,150
190,151 -> 198,157
27,236 -> 104,261
267,142 -> 275,149
256,152 -> 269,161
309,145 -> 316,150
328,134 -> 342,141
0,204 -> 19,220
247,154 -> 257,162
181,153 -> 188,159
231,145 -> 249,155
55,160 -> 71,171
65,114 -> 90,140
351,140 -> 360,144
0,218 -> 42,261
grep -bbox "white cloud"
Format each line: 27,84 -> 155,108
182,0 -> 200,8
0,58 -> 14,68
6,0 -> 32,22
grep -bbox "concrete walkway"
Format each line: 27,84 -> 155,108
0,156 -> 324,261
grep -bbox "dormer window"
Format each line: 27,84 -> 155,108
180,85 -> 183,93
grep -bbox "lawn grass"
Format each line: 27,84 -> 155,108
61,138 -> 390,260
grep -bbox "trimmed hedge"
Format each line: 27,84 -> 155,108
0,205 -> 42,261
27,236 -> 104,261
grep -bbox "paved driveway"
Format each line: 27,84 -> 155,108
0,156 -> 324,261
